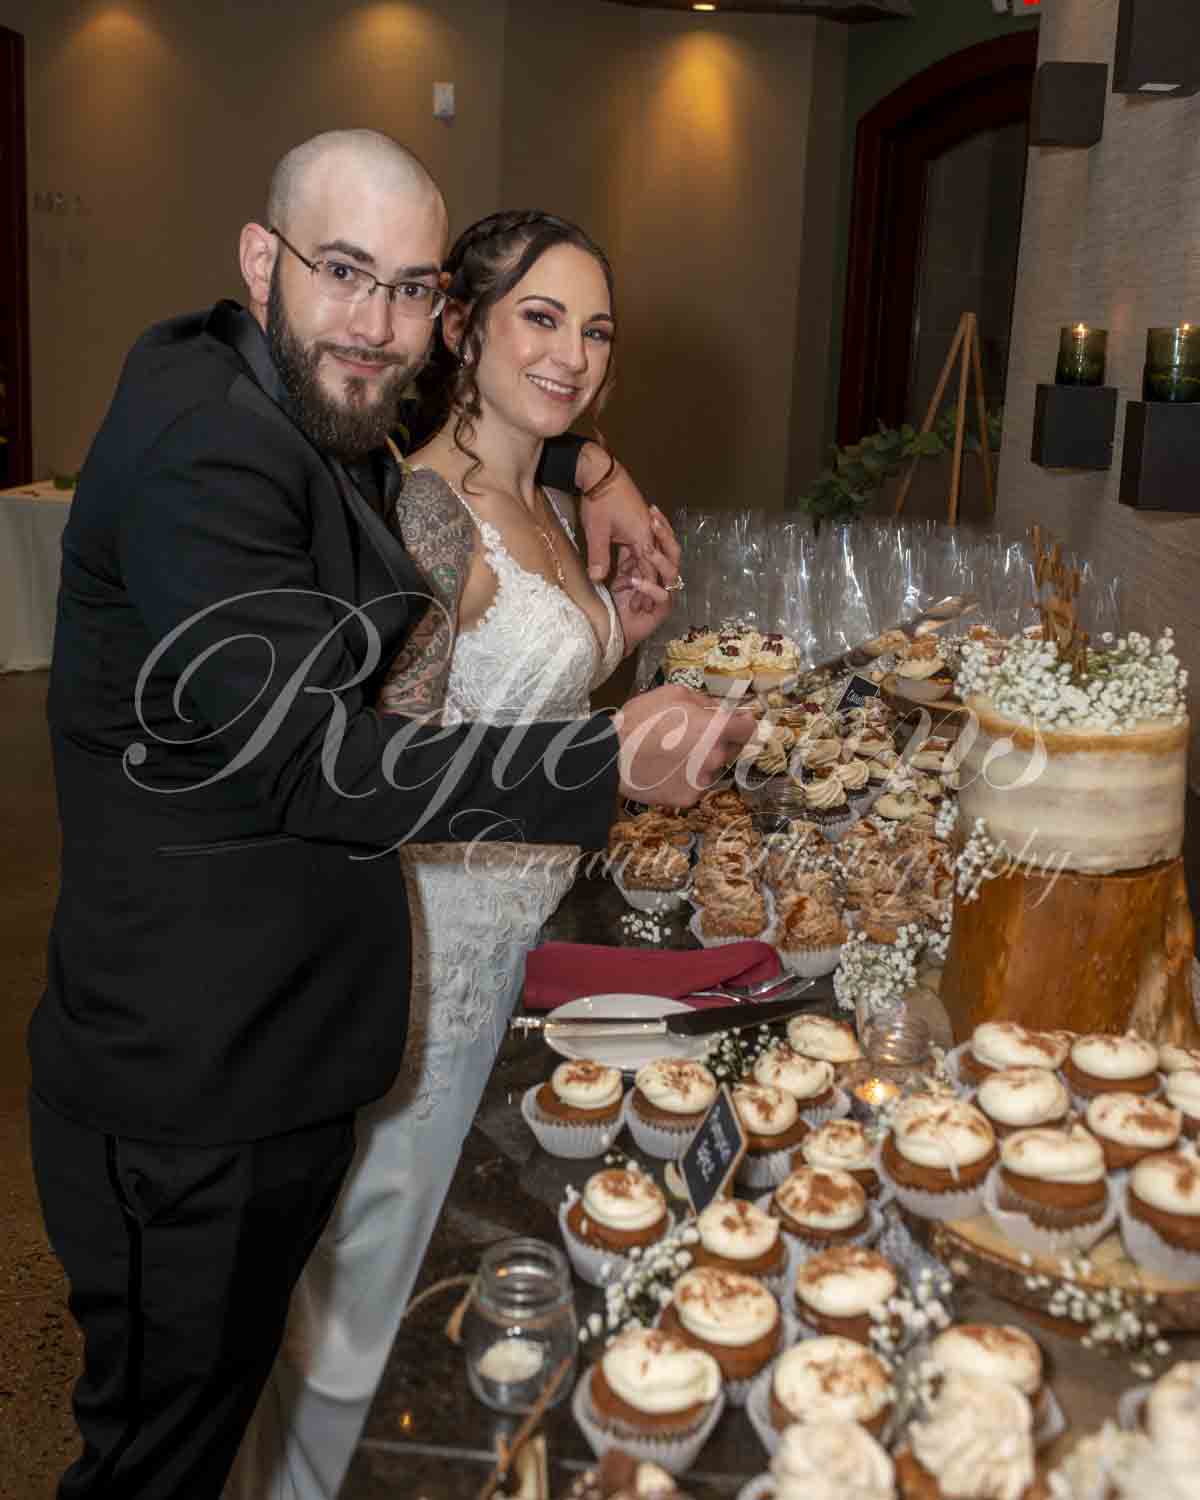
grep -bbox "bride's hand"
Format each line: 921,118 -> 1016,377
609,518 -> 683,652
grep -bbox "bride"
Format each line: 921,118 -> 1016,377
229,210 -> 680,1500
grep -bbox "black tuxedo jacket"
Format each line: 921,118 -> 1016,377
31,302 -> 619,1145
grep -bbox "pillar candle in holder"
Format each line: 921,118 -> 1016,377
1055,324 -> 1107,386
1143,324 -> 1200,402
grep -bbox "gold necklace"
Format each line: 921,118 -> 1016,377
533,489 -> 567,588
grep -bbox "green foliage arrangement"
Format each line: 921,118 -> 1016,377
797,407 -> 1003,524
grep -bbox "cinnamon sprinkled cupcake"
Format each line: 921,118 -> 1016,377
1164,1068 -> 1200,1139
929,1324 -> 1046,1417
752,1045 -> 836,1113
770,1166 -> 869,1250
769,1335 -> 893,1438
566,1168 -> 670,1256
690,1196 -> 787,1282
1127,1151 -> 1200,1253
588,1325 -> 721,1441
897,1371 -> 1039,1500
995,1124 -> 1108,1231
733,1084 -> 809,1181
975,1067 -> 1070,1140
786,1014 -> 863,1068
658,1267 -> 782,1387
959,1022 -> 1068,1086
799,1120 -> 882,1197
1085,1092 -> 1181,1171
628,1059 -> 718,1150
880,1100 -> 997,1204
1064,1033 -> 1159,1100
793,1246 -> 898,1345
535,1060 -> 625,1129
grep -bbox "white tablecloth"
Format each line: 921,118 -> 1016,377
0,482 -> 72,672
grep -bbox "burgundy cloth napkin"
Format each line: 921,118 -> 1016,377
523,940 -> 782,1011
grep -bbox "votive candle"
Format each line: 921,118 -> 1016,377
1055,323 -> 1107,386
1143,324 -> 1200,402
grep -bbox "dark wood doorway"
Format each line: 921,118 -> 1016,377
837,31 -> 1038,446
0,24 -> 31,487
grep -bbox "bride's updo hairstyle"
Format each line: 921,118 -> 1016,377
416,209 -> 616,494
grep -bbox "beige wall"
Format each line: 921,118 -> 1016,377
5,0 -> 507,477
997,0 -> 1200,774
8,0 -> 845,512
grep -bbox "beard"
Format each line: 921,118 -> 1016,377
266,271 -> 420,461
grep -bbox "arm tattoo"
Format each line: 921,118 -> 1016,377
378,471 -> 476,718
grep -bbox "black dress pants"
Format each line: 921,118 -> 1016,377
29,1092 -> 356,1500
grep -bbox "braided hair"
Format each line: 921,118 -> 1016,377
414,209 -> 616,494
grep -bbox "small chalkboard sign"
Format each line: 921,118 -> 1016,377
678,1085 -> 747,1216
837,673 -> 882,714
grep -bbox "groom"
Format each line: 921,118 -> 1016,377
30,128 -> 753,1499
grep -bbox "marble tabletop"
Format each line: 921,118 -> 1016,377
342,874 -> 1200,1499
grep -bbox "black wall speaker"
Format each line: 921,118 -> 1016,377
1113,0 -> 1200,98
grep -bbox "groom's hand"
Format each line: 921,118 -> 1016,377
613,686 -> 757,808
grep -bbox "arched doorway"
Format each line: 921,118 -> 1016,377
837,31 -> 1038,446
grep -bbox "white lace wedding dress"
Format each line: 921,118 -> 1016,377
226,471 -> 623,1500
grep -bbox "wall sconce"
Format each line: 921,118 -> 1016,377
1113,0 -> 1200,98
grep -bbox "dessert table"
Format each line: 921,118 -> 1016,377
0,480 -> 72,672
339,873 -> 1200,1500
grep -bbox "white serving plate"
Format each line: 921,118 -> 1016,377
543,993 -> 713,1072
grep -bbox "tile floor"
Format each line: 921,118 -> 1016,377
1,671 -> 79,1498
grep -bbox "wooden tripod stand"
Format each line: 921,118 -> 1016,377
893,310 -> 995,524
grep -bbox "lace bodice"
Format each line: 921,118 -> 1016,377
407,468 -> 623,726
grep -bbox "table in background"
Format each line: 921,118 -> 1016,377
340,874 -> 1200,1498
0,481 -> 72,672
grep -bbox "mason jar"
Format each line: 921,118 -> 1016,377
464,1237 -> 578,1413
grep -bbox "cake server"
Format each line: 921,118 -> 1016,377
511,985 -> 831,1040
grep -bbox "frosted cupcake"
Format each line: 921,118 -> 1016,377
659,1266 -> 782,1402
690,1196 -> 788,1289
665,627 -> 717,672
562,1167 -> 671,1287
786,1015 -> 863,1084
753,1046 -> 840,1124
798,1120 -> 882,1198
800,768 -> 854,838
768,1336 -> 893,1438
524,1059 -> 626,1159
752,633 -> 801,692
764,1420 -> 895,1500
770,1166 -> 869,1252
627,1060 -> 719,1159
1122,1150 -> 1200,1277
1146,1359 -> 1200,1464
975,1067 -> 1070,1140
774,895 -> 847,979
1159,1044 -> 1200,1076
896,1372 -> 1038,1500
793,1246 -> 898,1346
928,1324 -> 1049,1429
733,1084 -> 810,1188
879,1100 -> 997,1220
989,1124 -> 1111,1253
957,1022 -> 1069,1087
1164,1068 -> 1200,1138
576,1326 -> 724,1475
704,638 -> 756,697
834,756 -> 874,815
1064,1034 -> 1159,1101
1085,1092 -> 1181,1171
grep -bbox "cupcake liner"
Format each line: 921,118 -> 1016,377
797,1087 -> 852,1130
1117,1383 -> 1149,1433
982,1166 -> 1117,1257
572,1363 -> 726,1475
875,1151 -> 989,1223
1117,1179 -> 1200,1280
558,1199 -> 674,1289
777,942 -> 842,979
737,1143 -> 799,1190
736,1477 -> 775,1500
688,902 -> 775,949
623,1097 -> 699,1161
612,866 -> 691,915
745,1361 -> 784,1459
520,1085 -> 626,1161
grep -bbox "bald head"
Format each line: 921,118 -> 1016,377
266,129 -> 444,237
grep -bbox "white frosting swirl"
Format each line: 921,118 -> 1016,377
802,1120 -> 876,1174
1165,1067 -> 1200,1118
772,1336 -> 892,1423
786,1015 -> 863,1063
550,1060 -> 623,1111
909,1371 -> 1034,1500
1070,1033 -> 1159,1081
795,1247 -> 897,1319
977,1067 -> 1070,1128
1146,1360 -> 1200,1467
835,757 -> 872,791
1086,1092 -> 1181,1148
634,1059 -> 718,1116
774,1167 -> 866,1231
582,1168 -> 667,1232
600,1327 -> 721,1413
1000,1124 -> 1106,1185
733,1083 -> 800,1139
770,1420 -> 895,1500
804,775 -> 848,811
892,1101 -> 996,1172
696,1197 -> 780,1262
753,1046 -> 835,1102
671,1267 -> 779,1347
972,1022 -> 1067,1071
930,1324 -> 1042,1398
1160,1045 -> 1200,1075
1130,1151 -> 1200,1217
793,737 -> 842,768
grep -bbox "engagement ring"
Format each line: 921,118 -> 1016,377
666,575 -> 686,592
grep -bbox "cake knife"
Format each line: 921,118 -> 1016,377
512,986 -> 831,1040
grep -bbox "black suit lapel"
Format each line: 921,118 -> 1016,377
205,300 -> 426,601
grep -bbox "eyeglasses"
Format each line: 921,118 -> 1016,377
270,228 -> 447,320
